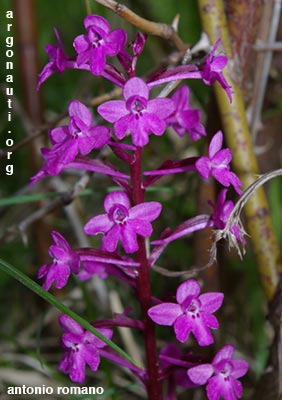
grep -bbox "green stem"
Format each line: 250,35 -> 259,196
0,257 -> 141,369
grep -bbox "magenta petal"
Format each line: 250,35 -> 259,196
84,15 -> 110,34
59,315 -> 84,335
212,149 -> 232,167
172,85 -> 189,109
84,214 -> 112,235
206,376 -> 225,400
52,231 -> 70,251
90,47 -> 106,75
130,118 -> 150,146
80,345 -> 100,371
176,279 -> 201,304
231,360 -> 249,379
178,109 -> 200,129
50,126 -> 69,144
76,50 -> 90,66
145,113 -> 166,135
69,100 -> 93,127
196,157 -> 211,179
98,100 -> 128,123
73,34 -> 89,53
148,303 -> 182,326
192,317 -> 214,346
104,191 -> 130,212
129,218 -> 152,237
106,29 -> 127,55
103,224 -> 120,252
213,345 -> 234,364
69,354 -> 86,383
212,55 -> 228,71
199,292 -> 224,313
212,169 -> 235,188
231,378 -> 243,398
174,314 -> 193,343
209,131 -> 223,158
202,313 -> 219,329
147,98 -> 175,118
114,114 -> 132,139
89,327 -> 113,348
188,364 -> 214,385
49,245 -> 66,260
120,224 -> 138,253
123,77 -> 149,100
129,202 -> 162,221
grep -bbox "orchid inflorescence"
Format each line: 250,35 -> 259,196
34,12 -> 248,400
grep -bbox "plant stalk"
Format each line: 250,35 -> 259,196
197,0 -> 279,301
130,147 -> 162,400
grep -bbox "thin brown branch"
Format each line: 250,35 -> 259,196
94,0 -> 188,52
1,173 -> 92,245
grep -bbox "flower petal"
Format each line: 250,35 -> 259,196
148,303 -> 182,326
188,363 -> 214,385
231,360 -> 249,379
103,224 -> 120,252
199,292 -> 224,314
120,223 -> 138,253
174,314 -> 193,343
105,29 -> 127,56
84,214 -> 112,235
176,279 -> 201,305
195,157 -> 211,179
129,202 -> 162,221
147,98 -> 175,118
104,191 -> 130,213
128,218 -> 152,237
69,100 -> 93,127
209,131 -> 223,158
212,344 -> 234,365
123,77 -> 149,100
98,100 -> 128,123
84,15 -> 110,35
59,314 -> 84,335
50,126 -> 69,144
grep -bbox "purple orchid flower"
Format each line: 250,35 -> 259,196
38,231 -> 80,290
30,100 -> 110,184
97,77 -> 175,147
58,314 -> 113,383
200,39 -> 233,103
210,189 -> 244,243
147,40 -> 232,102
195,131 -> 243,194
148,279 -> 223,346
73,14 -> 127,75
84,190 -> 162,253
166,86 -> 206,141
37,28 -> 69,90
50,99 -> 110,155
188,344 -> 249,400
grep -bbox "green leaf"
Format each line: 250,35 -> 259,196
0,189 -> 93,206
0,258 -> 140,369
